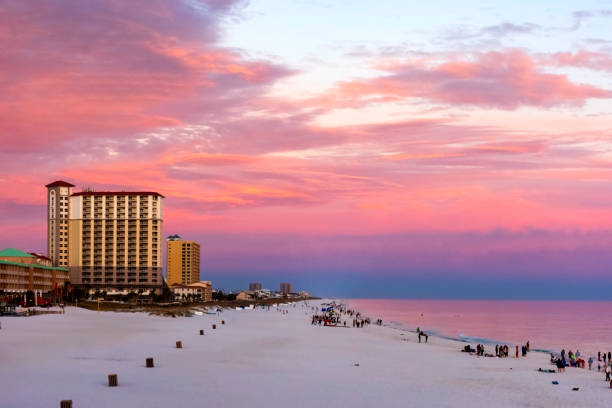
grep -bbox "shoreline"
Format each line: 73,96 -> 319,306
344,298 -> 610,359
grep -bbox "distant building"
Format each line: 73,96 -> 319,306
280,282 -> 292,295
236,291 -> 255,301
249,282 -> 262,291
166,234 -> 200,286
0,248 -> 69,294
255,289 -> 271,298
45,180 -> 164,290
169,281 -> 212,302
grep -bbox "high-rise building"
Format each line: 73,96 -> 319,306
166,234 -> 200,286
280,282 -> 292,295
46,181 -> 164,290
46,180 -> 74,268
249,282 -> 262,291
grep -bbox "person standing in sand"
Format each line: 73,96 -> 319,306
588,357 -> 593,370
605,365 -> 611,381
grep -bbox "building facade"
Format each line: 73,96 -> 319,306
248,282 -> 262,291
0,248 -> 69,294
169,281 -> 212,302
166,235 -> 200,286
45,181 -> 164,290
280,282 -> 292,295
46,181 -> 74,268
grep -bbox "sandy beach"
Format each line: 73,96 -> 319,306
1,300 -> 610,408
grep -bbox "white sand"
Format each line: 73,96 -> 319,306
1,301 -> 610,407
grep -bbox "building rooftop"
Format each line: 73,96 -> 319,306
28,252 -> 52,261
45,180 -> 75,188
0,259 -> 68,271
71,191 -> 165,198
0,248 -> 35,258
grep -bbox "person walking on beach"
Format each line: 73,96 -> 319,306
495,345 -> 499,357
598,351 -> 601,361
561,349 -> 565,361
526,341 -> 530,352
605,365 -> 611,382
588,357 -> 593,370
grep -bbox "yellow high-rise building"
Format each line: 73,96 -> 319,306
166,234 -> 200,285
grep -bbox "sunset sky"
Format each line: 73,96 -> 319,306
1,1 -> 612,298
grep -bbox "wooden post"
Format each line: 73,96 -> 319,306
212,324 -> 216,329
222,320 -> 225,325
146,357 -> 154,368
60,400 -> 72,408
108,374 -> 118,387
199,329 -> 204,335
176,341 -> 182,349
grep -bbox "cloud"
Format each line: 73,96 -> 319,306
0,0 -> 292,152
541,50 -> 612,71
481,22 -> 540,37
331,49 -> 611,109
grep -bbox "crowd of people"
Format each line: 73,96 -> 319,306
462,341 -> 531,359
310,303 -> 372,328
550,349 -> 612,382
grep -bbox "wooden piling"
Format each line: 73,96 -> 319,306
176,341 -> 182,349
146,357 -> 154,368
212,324 -> 216,329
108,374 -> 118,387
60,400 -> 72,408
222,320 -> 225,325
199,329 -> 204,335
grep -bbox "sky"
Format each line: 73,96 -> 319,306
1,0 -> 612,298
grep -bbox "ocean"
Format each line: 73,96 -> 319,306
347,299 -> 612,357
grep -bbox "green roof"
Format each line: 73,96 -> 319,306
0,259 -> 68,271
0,248 -> 34,258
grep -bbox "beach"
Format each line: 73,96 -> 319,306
1,301 -> 610,408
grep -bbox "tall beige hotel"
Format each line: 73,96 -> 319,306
46,180 -> 164,290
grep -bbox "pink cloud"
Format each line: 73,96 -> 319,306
541,50 -> 612,71
1,2 -> 612,283
333,49 -> 611,109
0,0 -> 291,152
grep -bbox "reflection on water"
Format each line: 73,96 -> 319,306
348,299 -> 612,357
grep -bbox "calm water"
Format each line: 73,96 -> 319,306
348,299 -> 612,357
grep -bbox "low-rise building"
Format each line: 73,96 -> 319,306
0,248 -> 69,294
169,281 -> 212,302
236,290 -> 255,301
